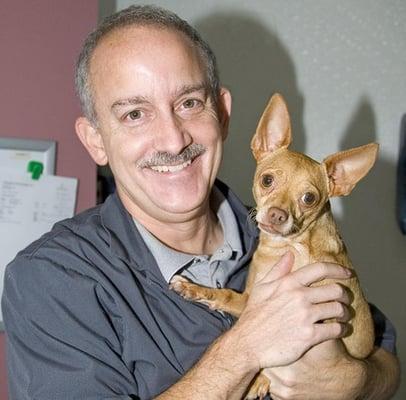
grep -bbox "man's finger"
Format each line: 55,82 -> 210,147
307,283 -> 351,305
313,321 -> 349,344
293,262 -> 352,287
313,302 -> 351,323
259,252 -> 295,284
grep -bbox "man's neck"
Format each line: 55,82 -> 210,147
119,191 -> 224,255
139,209 -> 223,255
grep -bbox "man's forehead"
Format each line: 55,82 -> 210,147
89,24 -> 205,85
93,24 -> 196,61
88,24 -> 209,112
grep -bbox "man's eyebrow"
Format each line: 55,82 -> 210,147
111,84 -> 208,110
176,83 -> 208,97
111,96 -> 149,110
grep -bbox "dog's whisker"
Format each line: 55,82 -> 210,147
247,207 -> 258,224
289,223 -> 300,235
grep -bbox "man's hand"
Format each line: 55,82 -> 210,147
264,343 -> 400,400
232,252 -> 352,370
264,339 -> 366,400
156,253 -> 399,400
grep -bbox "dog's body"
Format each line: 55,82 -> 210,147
171,94 -> 376,399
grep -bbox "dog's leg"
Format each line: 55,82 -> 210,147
170,276 -> 248,317
245,372 -> 270,400
341,277 -> 375,358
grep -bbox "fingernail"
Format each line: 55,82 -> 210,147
344,268 -> 353,276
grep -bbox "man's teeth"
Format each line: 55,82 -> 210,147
150,159 -> 192,173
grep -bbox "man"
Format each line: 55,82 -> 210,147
2,5 -> 399,400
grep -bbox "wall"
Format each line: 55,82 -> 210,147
0,1 -> 98,398
114,1 -> 406,398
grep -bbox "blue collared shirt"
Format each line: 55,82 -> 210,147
1,181 -> 397,399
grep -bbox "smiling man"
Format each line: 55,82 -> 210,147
75,24 -> 230,255
2,5 -> 399,400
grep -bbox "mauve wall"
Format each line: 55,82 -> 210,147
0,2 -> 99,398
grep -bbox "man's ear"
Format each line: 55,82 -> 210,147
217,87 -> 232,140
75,117 -> 108,166
251,93 -> 292,160
322,143 -> 379,197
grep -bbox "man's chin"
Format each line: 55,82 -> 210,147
152,190 -> 207,216
141,168 -> 212,209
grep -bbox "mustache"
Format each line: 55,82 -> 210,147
137,143 -> 207,168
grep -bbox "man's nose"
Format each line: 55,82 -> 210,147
153,112 -> 192,154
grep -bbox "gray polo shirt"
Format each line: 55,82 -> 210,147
133,186 -> 243,289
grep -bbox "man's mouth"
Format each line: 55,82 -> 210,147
149,159 -> 192,173
138,143 -> 206,173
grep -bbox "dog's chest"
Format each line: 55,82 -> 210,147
252,237 -> 312,281
276,244 -> 311,272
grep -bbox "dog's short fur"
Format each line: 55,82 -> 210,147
171,93 -> 376,398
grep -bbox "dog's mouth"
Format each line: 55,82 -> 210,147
257,220 -> 301,237
258,222 -> 282,235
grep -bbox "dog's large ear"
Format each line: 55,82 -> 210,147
322,143 -> 379,197
251,93 -> 292,160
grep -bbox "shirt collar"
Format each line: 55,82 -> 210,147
99,180 -> 259,284
213,185 -> 243,258
133,185 -> 243,283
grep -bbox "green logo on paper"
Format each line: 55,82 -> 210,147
27,161 -> 44,180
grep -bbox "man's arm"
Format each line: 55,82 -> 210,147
261,303 -> 400,400
157,254 -> 400,400
361,347 -> 400,400
263,343 -> 399,400
156,327 -> 257,400
157,253 -> 354,399
2,256 -> 139,399
2,252 -> 358,400
360,303 -> 400,400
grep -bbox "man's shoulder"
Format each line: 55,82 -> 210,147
5,202 -> 111,283
21,203 -> 104,258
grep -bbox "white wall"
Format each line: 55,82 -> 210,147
114,1 -> 406,398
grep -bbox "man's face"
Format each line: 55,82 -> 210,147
82,26 -> 231,223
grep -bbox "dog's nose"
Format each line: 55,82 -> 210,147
268,207 -> 288,225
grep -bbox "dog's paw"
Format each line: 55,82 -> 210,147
170,275 -> 202,301
245,373 -> 270,400
169,275 -> 189,291
169,275 -> 218,309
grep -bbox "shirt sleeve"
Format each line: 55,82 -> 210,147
1,254 -> 139,400
370,303 -> 397,354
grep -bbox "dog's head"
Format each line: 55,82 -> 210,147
251,93 -> 378,238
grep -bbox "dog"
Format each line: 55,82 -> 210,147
170,93 -> 376,399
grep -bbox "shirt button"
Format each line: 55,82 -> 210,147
216,281 -> 221,288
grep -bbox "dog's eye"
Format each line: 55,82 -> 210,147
301,192 -> 317,205
261,174 -> 274,187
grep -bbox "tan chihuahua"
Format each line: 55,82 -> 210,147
171,93 -> 376,398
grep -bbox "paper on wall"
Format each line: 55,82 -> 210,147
0,171 -> 77,325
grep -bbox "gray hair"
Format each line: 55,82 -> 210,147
75,4 -> 220,125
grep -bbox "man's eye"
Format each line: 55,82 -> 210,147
126,110 -> 142,120
182,99 -> 200,109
